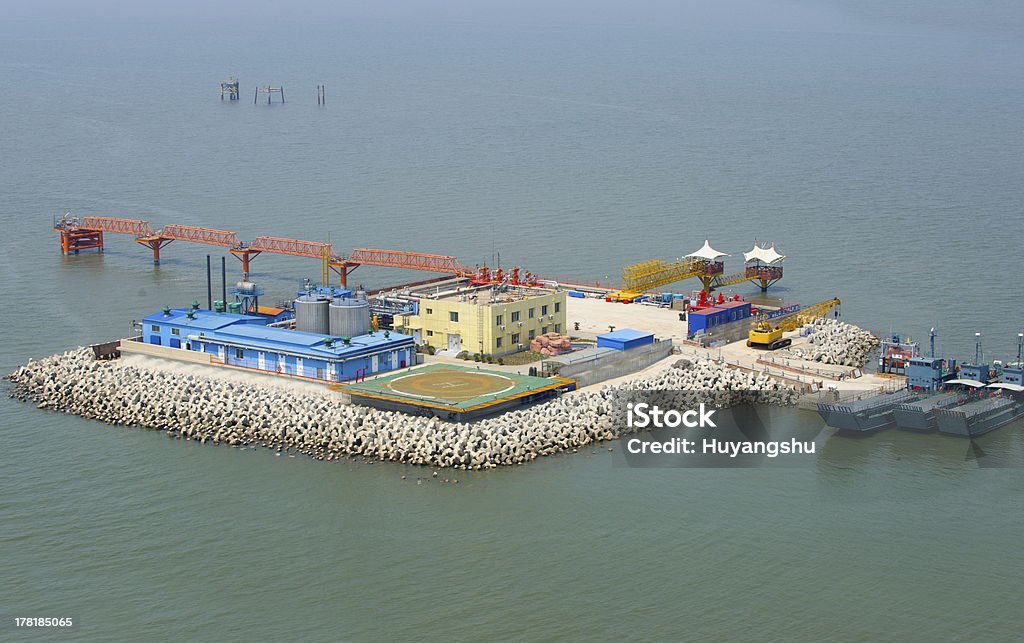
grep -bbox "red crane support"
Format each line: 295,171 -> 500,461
237,236 -> 335,279
133,225 -> 241,265
328,248 -> 473,288
55,215 -> 495,287
249,236 -> 330,258
345,248 -> 470,274
79,217 -> 154,237
159,224 -> 241,247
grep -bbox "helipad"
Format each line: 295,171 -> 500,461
341,364 -> 576,420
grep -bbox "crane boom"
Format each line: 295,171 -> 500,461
610,258 -> 706,300
748,298 -> 841,350
775,297 -> 841,332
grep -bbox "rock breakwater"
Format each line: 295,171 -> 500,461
7,348 -> 797,469
797,319 -> 879,367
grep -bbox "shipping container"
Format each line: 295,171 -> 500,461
596,329 -> 655,351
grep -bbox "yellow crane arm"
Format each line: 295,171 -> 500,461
611,258 -> 706,299
775,298 -> 841,332
747,298 -> 840,350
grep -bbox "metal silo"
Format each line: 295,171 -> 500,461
294,295 -> 330,334
329,298 -> 371,337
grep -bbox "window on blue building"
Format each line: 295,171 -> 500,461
151,325 -> 160,332
235,348 -> 244,359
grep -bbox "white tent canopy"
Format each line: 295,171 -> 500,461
987,382 -> 1024,392
743,241 -> 786,265
685,240 -> 729,262
944,379 -> 986,388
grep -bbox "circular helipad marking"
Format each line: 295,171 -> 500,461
387,369 -> 516,402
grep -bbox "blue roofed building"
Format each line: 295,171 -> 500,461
596,329 -> 655,351
141,307 -> 415,382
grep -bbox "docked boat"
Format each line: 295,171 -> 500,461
892,355 -> 963,431
877,334 -> 920,375
819,345 -> 940,433
819,331 -> 1024,436
893,391 -> 968,431
818,389 -> 919,432
935,394 -> 1024,437
929,354 -> 1023,436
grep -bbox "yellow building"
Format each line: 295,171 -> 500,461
394,286 -> 567,356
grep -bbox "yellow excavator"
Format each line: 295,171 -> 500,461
747,298 -> 841,350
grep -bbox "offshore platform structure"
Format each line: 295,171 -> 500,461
610,240 -> 787,301
255,86 -> 285,104
220,76 -> 240,100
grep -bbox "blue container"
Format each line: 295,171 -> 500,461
568,291 -> 586,298
686,307 -> 722,334
597,329 -> 655,351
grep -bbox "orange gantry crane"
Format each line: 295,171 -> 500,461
53,214 -> 478,287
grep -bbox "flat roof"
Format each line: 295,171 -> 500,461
428,285 -> 557,304
256,306 -> 286,316
143,309 -> 264,331
343,364 -> 573,412
219,324 -> 325,347
717,300 -> 750,309
209,324 -> 413,356
547,346 -> 616,365
147,307 -> 412,358
598,329 -> 654,341
687,307 -> 722,316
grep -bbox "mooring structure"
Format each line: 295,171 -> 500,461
255,86 -> 285,104
220,77 -> 240,100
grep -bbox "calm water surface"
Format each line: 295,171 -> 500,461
2,3 -> 1023,640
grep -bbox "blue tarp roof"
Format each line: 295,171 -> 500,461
597,328 -> 654,341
